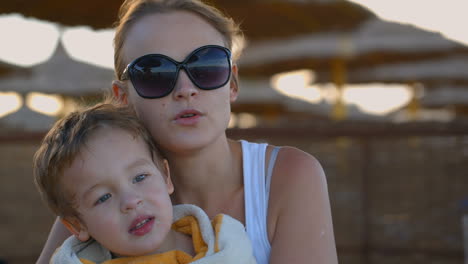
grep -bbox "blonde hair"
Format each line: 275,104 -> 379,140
33,103 -> 165,218
113,0 -> 245,81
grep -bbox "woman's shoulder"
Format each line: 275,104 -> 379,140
269,145 -> 324,175
268,144 -> 327,198
265,144 -> 334,252
239,140 -> 326,183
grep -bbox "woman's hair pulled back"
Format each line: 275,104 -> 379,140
113,0 -> 245,80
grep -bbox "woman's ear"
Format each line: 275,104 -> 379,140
61,217 -> 90,242
162,159 -> 174,195
112,80 -> 128,105
229,64 -> 239,102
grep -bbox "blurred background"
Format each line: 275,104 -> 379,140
1,0 -> 468,263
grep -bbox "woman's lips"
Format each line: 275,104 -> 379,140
174,109 -> 203,126
129,216 -> 155,236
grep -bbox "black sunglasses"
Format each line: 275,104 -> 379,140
121,45 -> 232,99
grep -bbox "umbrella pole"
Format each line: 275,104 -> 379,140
331,58 -> 347,121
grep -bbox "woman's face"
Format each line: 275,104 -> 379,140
119,11 -> 238,155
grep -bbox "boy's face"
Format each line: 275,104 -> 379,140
62,127 -> 174,256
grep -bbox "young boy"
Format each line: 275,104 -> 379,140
33,103 -> 255,264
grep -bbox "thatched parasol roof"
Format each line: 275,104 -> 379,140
0,43 -> 114,95
0,0 -> 374,41
2,0 -> 468,119
239,18 -> 468,79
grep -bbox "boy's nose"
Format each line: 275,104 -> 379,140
120,193 -> 143,213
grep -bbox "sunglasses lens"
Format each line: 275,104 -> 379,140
127,46 -> 231,98
130,56 -> 177,98
187,47 -> 230,89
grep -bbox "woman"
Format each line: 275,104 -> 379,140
36,0 -> 338,263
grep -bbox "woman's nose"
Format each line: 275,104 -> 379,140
173,69 -> 199,99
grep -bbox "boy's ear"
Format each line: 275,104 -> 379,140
162,159 -> 174,195
112,80 -> 128,105
61,217 -> 90,242
229,64 -> 239,103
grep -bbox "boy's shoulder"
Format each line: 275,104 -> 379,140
51,236 -> 111,264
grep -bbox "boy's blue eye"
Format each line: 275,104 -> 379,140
133,174 -> 147,183
95,193 -> 111,205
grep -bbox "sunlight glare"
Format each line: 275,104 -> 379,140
228,113 -> 237,128
26,92 -> 63,116
348,0 -> 468,46
237,113 -> 258,129
343,84 -> 412,115
0,92 -> 23,118
271,69 -> 412,115
271,69 -> 322,104
60,97 -> 79,116
320,84 -> 340,104
0,14 -> 59,67
62,26 -> 114,69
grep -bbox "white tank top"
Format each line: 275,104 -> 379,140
241,140 -> 280,264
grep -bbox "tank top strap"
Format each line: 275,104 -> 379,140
265,146 -> 280,205
241,140 -> 271,264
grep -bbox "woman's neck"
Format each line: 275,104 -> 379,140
165,138 -> 244,217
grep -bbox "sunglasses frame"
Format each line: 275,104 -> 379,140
121,45 -> 232,99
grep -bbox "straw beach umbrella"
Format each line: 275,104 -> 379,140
239,18 -> 468,79
0,43 -> 114,96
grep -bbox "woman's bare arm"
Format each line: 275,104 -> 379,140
36,217 -> 71,264
268,147 -> 338,264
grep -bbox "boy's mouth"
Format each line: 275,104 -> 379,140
129,216 -> 155,236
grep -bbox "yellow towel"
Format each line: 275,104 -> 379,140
52,204 -> 256,264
